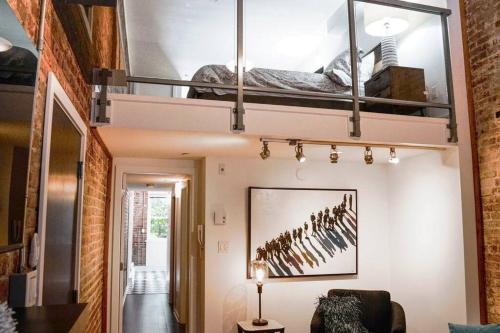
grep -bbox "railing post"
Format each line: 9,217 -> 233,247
233,0 -> 245,133
441,13 -> 458,143
347,0 -> 361,138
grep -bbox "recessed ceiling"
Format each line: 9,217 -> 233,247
126,173 -> 187,191
98,127 -> 429,164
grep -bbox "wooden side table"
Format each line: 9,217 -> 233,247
237,320 -> 285,333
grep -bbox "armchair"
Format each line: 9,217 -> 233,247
311,289 -> 405,333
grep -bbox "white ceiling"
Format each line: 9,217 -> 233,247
98,127 -> 429,164
126,173 -> 186,191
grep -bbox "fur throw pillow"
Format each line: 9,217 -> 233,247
317,295 -> 369,333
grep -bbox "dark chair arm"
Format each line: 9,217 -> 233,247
310,306 -> 323,333
391,301 -> 406,333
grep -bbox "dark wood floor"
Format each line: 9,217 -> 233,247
123,294 -> 185,333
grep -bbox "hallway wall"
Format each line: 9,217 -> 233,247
0,1 -> 119,332
132,191 -> 148,266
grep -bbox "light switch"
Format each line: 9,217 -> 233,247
218,240 -> 229,254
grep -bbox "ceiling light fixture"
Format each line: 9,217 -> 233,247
260,141 -> 270,160
330,145 -> 340,163
388,147 -> 399,164
0,37 -> 13,53
364,147 -> 374,165
295,143 -> 306,163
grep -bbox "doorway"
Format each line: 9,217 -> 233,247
120,173 -> 188,333
37,73 -> 86,305
125,190 -> 170,295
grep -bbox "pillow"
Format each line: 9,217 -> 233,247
317,295 -> 368,333
324,49 -> 369,89
449,323 -> 500,333
324,49 -> 356,86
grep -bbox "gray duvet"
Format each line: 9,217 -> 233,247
187,64 -> 351,98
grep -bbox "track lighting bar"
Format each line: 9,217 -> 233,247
259,138 -> 446,151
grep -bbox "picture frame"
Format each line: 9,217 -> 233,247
247,187 -> 358,279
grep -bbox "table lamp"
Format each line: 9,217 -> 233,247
250,260 -> 269,326
364,4 -> 409,69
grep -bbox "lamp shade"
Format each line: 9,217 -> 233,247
0,37 -> 13,53
250,260 -> 269,285
364,4 -> 409,37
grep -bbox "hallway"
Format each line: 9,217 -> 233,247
123,294 -> 185,333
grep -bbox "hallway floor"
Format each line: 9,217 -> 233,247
123,294 -> 185,333
126,267 -> 168,294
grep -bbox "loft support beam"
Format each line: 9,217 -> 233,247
347,0 -> 361,138
233,0 -> 245,133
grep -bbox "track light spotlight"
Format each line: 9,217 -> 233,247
364,147 -> 374,165
295,143 -> 306,163
388,147 -> 399,164
260,141 -> 270,160
330,145 -> 339,163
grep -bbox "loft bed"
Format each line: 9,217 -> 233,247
187,64 -> 356,112
186,46 -> 427,116
102,0 -> 457,142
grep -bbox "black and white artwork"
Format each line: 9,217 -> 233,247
248,187 -> 358,278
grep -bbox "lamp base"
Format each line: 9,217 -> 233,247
252,318 -> 268,326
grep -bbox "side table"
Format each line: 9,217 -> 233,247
237,320 -> 285,333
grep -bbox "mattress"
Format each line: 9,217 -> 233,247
187,64 -> 351,98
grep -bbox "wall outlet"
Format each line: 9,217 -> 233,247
218,163 -> 226,175
218,241 -> 229,254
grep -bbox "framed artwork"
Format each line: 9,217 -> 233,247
248,187 -> 358,278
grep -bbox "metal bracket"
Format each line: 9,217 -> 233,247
231,106 -> 245,132
447,123 -> 458,143
91,68 -> 127,127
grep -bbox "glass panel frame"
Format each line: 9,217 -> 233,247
122,0 -> 457,141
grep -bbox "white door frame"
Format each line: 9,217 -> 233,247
109,159 -> 198,333
36,72 -> 87,305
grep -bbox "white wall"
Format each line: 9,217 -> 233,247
204,157 -> 392,333
203,152 -> 468,333
388,150 -> 467,332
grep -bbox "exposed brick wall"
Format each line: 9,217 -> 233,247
132,192 -> 148,266
0,1 -> 118,332
462,0 -> 500,323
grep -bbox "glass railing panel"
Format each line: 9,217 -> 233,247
114,82 -> 236,103
123,0 -> 236,90
354,1 -> 449,112
243,0 -> 353,110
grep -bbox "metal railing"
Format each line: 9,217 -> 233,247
119,0 -> 457,142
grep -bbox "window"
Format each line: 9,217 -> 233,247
149,195 -> 169,238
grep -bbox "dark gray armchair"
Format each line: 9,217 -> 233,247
311,289 -> 406,333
